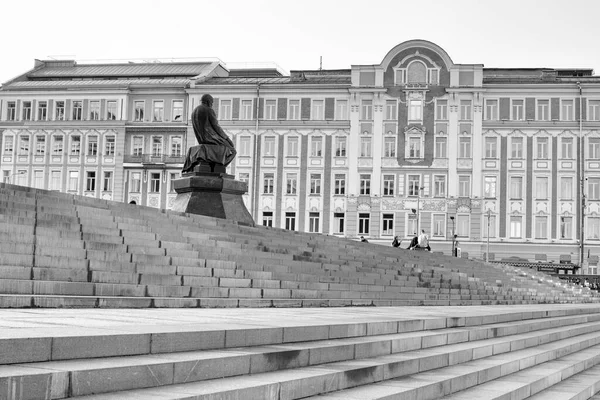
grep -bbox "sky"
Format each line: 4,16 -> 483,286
2,0 -> 600,83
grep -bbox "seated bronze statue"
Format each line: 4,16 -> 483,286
182,94 -> 237,173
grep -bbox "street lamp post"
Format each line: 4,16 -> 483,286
486,210 -> 491,263
416,186 -> 424,234
450,216 -> 455,257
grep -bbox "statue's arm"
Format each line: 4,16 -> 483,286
208,109 -> 234,147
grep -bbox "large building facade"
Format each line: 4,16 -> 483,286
2,40 -> 600,269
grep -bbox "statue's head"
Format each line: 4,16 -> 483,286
201,94 -> 214,108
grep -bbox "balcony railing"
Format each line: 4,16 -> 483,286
124,154 -> 185,164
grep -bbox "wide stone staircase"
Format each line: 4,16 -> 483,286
4,183 -> 600,399
1,183 -> 598,309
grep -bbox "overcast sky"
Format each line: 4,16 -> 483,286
2,0 -> 599,83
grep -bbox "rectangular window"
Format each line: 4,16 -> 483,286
70,135 -> 80,156
537,99 -> 549,121
408,137 -> 421,158
19,135 -> 30,155
512,99 -> 524,120
459,137 -> 471,158
50,171 -> 61,191
510,216 -> 522,238
562,138 -> 573,159
72,101 -> 82,120
89,101 -> 100,120
537,137 -> 549,159
264,100 -> 276,120
287,136 -> 298,157
434,175 -> 446,197
485,137 -> 497,158
561,177 -> 573,199
384,137 -> 396,157
86,171 -> 96,191
309,212 -> 320,233
435,137 -> 447,158
169,173 -> 177,193
335,136 -> 347,157
220,100 -> 231,120
152,136 -> 162,157
7,101 -> 16,121
262,211 -> 273,227
87,136 -> 98,156
483,214 -> 497,238
336,100 -> 348,120
263,173 -> 274,194
132,136 -> 143,156
22,101 -> 32,120
171,136 -> 182,157
484,176 -> 497,198
286,173 -> 297,195
334,174 -> 346,195
312,100 -> 324,120
68,171 -> 79,191
561,99 -> 574,121
361,100 -> 373,120
360,137 -> 372,157
460,100 -> 472,120
589,100 -> 600,121
150,173 -> 160,192
3,136 -> 14,154
105,136 -> 115,156
333,212 -> 344,234
535,216 -> 548,239
561,216 -> 572,239
382,214 -> 394,236
510,176 -> 523,199
103,171 -> 113,192
485,99 -> 498,120
511,137 -> 523,158
408,214 -> 417,236
436,100 -> 448,120
311,136 -> 322,157
33,170 -> 44,189
433,214 -> 445,237
408,175 -> 421,196
360,174 -> 371,195
106,101 -> 117,120
134,101 -> 144,121
457,215 -> 469,237
358,213 -> 370,235
153,100 -> 164,122
458,175 -> 471,197
310,173 -> 321,194
263,136 -> 276,156
590,138 -> 600,159
172,100 -> 184,121
35,136 -> 45,155
239,136 -> 251,156
588,217 -> 600,240
589,178 -> 600,200
409,100 -> 422,121
130,172 -> 141,192
536,177 -> 549,199
285,212 -> 296,231
55,101 -> 65,121
385,100 -> 397,120
383,175 -> 395,196
37,101 -> 47,121
288,100 -> 300,120
241,100 -> 253,120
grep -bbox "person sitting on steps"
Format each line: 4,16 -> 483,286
391,236 -> 401,248
417,229 -> 431,252
407,236 -> 419,250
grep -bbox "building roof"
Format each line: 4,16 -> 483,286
27,60 -> 220,79
200,69 -> 352,86
3,79 -> 192,90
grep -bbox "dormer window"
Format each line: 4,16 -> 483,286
394,57 -> 441,86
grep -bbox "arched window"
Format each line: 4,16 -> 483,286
407,61 -> 427,84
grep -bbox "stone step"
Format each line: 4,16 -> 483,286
46,317 -> 600,399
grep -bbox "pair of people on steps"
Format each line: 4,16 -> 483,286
406,229 -> 431,252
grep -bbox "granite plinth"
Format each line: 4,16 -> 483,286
171,173 -> 254,226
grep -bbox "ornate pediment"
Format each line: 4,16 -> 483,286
403,125 -> 426,135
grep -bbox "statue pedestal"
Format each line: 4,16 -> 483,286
171,171 -> 254,226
